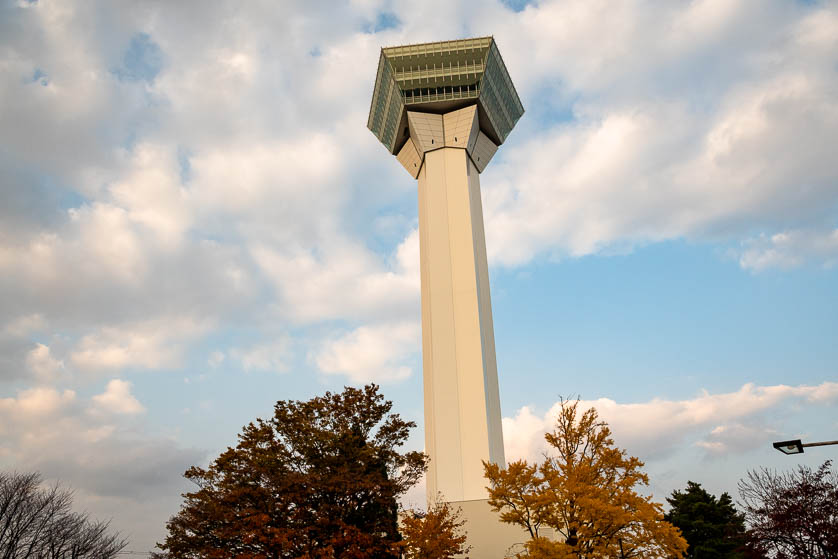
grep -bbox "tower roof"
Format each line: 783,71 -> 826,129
367,37 -> 524,154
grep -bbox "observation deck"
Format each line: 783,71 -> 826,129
367,37 -> 524,155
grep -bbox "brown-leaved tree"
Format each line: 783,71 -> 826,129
484,399 -> 687,559
399,497 -> 471,559
157,384 -> 427,558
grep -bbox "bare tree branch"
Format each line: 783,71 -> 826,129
0,471 -> 128,559
739,460 -> 838,559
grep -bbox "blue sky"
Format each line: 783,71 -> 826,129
1,0 -> 837,552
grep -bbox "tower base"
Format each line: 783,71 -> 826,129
452,499 -> 529,559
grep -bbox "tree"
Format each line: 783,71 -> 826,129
665,481 -> 748,558
484,399 -> 687,559
158,384 -> 427,558
399,497 -> 471,559
0,471 -> 127,558
738,460 -> 838,559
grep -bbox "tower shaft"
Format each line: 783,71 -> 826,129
368,37 -> 526,557
417,138 -> 505,503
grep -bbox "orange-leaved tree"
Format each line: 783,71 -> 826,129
157,384 -> 427,559
484,399 -> 687,559
399,497 -> 471,559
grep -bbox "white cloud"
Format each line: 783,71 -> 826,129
3,314 -> 46,337
25,343 -> 65,383
0,0 -> 831,395
471,1 -> 838,268
738,228 -> 838,271
0,382 -> 203,551
91,379 -> 145,415
6,203 -> 146,286
503,381 -> 838,463
189,137 -> 343,222
483,65 -> 838,266
253,229 -> 420,324
0,198 -> 254,340
0,2 -> 143,183
207,350 -> 225,368
1,0 -> 836,549
315,320 -> 421,383
108,143 -> 192,245
695,422 -> 779,456
0,386 -> 76,419
70,317 -> 212,372
231,340 -> 288,373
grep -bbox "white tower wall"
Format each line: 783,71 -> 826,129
369,38 -> 527,556
412,109 -> 505,504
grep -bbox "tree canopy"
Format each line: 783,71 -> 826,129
398,497 -> 471,559
158,384 -> 427,559
739,460 -> 838,559
665,481 -> 748,558
484,399 -> 687,559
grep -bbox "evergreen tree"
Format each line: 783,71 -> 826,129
665,481 -> 747,558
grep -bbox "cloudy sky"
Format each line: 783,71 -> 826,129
1,0 -> 837,552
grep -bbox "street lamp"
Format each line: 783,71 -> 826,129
773,438 -> 838,455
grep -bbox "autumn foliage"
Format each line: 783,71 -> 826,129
157,384 -> 427,558
399,498 -> 471,559
484,399 -> 687,558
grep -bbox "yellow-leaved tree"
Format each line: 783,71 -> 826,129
484,399 -> 687,559
399,497 -> 471,559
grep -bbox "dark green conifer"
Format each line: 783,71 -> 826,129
665,481 -> 748,558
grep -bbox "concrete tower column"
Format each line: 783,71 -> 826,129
414,127 -> 504,503
405,107 -> 526,558
367,37 -> 527,557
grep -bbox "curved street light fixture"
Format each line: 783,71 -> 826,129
773,438 -> 838,455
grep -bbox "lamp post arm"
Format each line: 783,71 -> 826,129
801,440 -> 838,448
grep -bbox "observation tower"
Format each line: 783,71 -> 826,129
368,37 -> 525,556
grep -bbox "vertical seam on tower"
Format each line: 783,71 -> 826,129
419,162 -> 434,498
468,158 -> 493,464
468,159 -> 504,468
